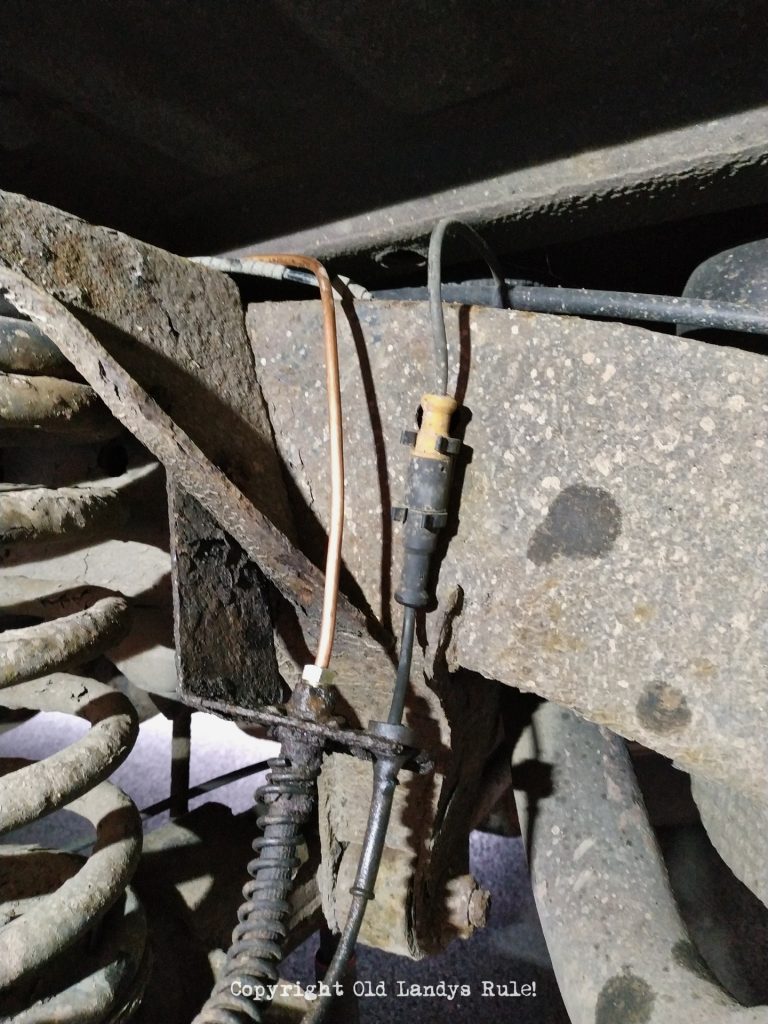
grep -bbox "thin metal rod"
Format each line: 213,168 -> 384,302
63,759 -> 273,855
169,706 -> 192,817
302,610 -> 415,1023
242,253 -> 344,670
428,218 -> 506,395
140,758 -> 270,820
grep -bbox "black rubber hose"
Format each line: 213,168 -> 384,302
428,219 -> 506,395
302,607 -> 417,1024
377,280 -> 768,337
301,754 -> 404,1024
387,606 -> 417,726
508,285 -> 768,335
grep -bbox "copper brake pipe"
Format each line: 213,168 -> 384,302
243,254 -> 343,670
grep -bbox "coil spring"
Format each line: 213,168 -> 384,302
0,298 -> 127,549
194,749 -> 321,1024
0,300 -> 148,1022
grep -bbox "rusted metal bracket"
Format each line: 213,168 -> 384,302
168,484 -> 285,708
185,693 -> 432,775
0,267 -> 366,644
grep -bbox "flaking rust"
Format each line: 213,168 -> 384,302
0,188 -> 303,708
169,485 -> 284,708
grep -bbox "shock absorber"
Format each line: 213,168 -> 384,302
0,298 -> 149,1021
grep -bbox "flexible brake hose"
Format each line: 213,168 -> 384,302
301,605 -> 417,1024
387,605 -> 417,726
301,749 -> 407,1024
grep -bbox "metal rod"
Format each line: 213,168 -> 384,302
169,706 -> 192,818
315,925 -> 360,1024
302,755 -> 405,1024
140,758 -> 271,821
511,701 -> 768,1024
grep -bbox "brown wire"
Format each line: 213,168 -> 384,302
242,254 -> 343,669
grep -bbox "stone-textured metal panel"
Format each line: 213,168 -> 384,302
248,299 -> 767,796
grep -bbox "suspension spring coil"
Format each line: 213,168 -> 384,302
194,738 -> 323,1024
1,294 -> 129,550
0,298 -> 149,1022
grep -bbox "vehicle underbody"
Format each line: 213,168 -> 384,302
1,4 -> 767,1022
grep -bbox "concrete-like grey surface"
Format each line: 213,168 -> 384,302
251,300 -> 768,800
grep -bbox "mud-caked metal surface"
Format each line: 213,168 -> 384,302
0,596 -> 129,686
0,481 -> 129,546
0,189 -> 289,525
0,306 -> 78,377
0,187 -> 294,703
248,299 -> 767,798
511,700 -> 768,1024
0,209 -> 498,959
0,610 -> 147,1020
168,485 -> 285,709
0,370 -> 120,440
0,262 -> 359,642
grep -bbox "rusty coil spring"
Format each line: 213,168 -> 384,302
0,297 -> 128,549
0,299 -> 148,1022
194,748 -> 321,1024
